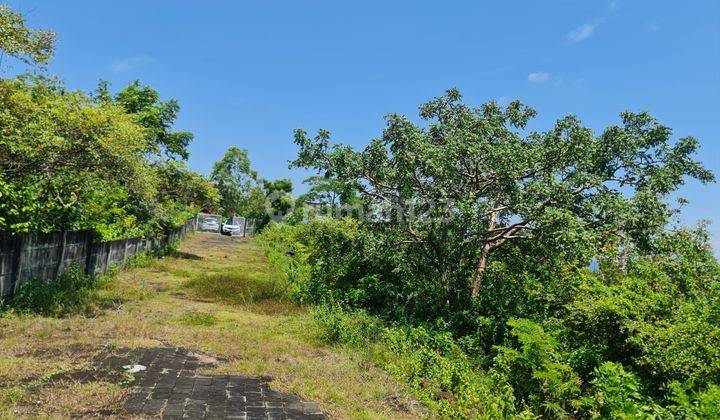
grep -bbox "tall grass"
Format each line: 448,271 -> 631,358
2,265 -> 97,316
313,306 -> 522,419
184,268 -> 289,305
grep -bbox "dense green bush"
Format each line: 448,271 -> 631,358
275,88 -> 717,415
3,265 -> 97,316
258,219 -> 450,320
254,221 -> 311,300
0,75 -> 219,240
257,219 -> 720,418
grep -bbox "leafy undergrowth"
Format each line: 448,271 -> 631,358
0,233 -> 423,419
257,221 -> 720,419
311,304 -> 720,419
313,306 -> 521,419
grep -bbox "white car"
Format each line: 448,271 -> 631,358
201,218 -> 220,232
221,221 -> 242,236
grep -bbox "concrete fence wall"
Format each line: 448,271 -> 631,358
0,218 -> 197,299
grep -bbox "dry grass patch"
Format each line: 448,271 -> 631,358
26,381 -> 128,418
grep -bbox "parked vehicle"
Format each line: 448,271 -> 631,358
221,221 -> 242,236
201,217 -> 220,232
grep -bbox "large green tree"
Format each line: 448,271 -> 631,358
292,89 -> 714,298
0,5 -> 215,240
211,147 -> 265,218
263,178 -> 294,216
0,6 -> 211,238
95,80 -> 194,160
154,160 -> 221,214
299,175 -> 361,211
0,76 -> 151,234
0,5 -> 55,66
0,77 -> 213,238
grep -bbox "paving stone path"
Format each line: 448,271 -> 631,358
93,347 -> 326,419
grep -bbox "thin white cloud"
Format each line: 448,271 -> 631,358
566,1 -> 618,44
567,23 -> 599,43
527,72 -> 550,83
111,55 -> 153,73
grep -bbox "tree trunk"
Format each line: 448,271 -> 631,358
471,211 -> 496,298
471,244 -> 490,297
440,268 -> 451,307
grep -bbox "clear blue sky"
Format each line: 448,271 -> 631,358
7,0 -> 720,248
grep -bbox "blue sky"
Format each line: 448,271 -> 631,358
6,0 -> 720,247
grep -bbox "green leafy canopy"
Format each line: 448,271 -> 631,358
292,88 -> 714,297
0,5 -> 55,67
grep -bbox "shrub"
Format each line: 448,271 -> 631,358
583,362 -> 654,418
258,219 -> 720,418
4,264 -> 96,316
493,318 -> 581,417
314,305 -> 383,347
257,219 -> 448,320
254,221 -> 311,300
313,305 -> 524,418
667,383 -> 720,418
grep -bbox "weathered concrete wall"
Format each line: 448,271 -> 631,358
0,218 -> 197,299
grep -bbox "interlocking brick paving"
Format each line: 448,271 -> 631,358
90,346 -> 326,419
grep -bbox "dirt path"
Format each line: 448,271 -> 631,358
0,233 -> 422,419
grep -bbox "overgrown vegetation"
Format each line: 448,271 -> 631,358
0,74 -> 221,239
260,220 -> 720,418
0,6 -> 219,240
4,265 -> 97,316
3,4 -> 719,418
256,89 -> 719,418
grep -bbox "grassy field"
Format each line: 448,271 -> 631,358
0,233 -> 423,419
